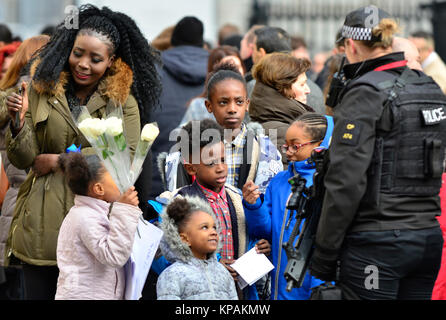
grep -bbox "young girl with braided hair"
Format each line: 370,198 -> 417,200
4,4 -> 161,299
242,112 -> 334,300
56,152 -> 141,300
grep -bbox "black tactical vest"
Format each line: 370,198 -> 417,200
343,67 -> 446,197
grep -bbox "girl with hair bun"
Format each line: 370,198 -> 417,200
55,152 -> 141,300
156,196 -> 238,300
4,4 -> 161,299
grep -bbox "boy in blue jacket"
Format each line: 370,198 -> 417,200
242,113 -> 334,300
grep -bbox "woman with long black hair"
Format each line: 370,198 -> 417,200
4,5 -> 161,299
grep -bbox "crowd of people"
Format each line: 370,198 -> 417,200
0,3 -> 446,301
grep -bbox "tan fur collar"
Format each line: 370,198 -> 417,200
226,185 -> 247,258
30,57 -> 133,105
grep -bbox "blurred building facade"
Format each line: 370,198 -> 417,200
0,0 -> 74,40
0,0 -> 439,57
231,0 -> 434,56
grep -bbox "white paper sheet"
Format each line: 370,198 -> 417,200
230,247 -> 274,290
236,275 -> 249,290
124,218 -> 163,300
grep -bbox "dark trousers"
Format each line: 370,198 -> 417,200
339,227 -> 443,300
10,256 -> 59,300
0,266 -> 25,300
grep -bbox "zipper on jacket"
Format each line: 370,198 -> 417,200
275,193 -> 293,300
114,270 -> 118,295
201,262 -> 216,299
30,175 -> 36,189
8,224 -> 18,259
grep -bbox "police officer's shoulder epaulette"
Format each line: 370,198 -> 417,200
339,120 -> 361,146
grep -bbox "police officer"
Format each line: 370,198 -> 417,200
310,6 -> 446,299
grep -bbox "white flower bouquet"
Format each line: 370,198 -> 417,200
75,102 -> 162,301
75,102 -> 159,193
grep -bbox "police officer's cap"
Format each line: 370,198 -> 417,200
336,5 -> 391,44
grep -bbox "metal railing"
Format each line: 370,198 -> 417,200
250,0 -> 433,56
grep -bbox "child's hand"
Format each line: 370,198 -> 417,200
255,239 -> 271,256
242,181 -> 260,205
118,186 -> 139,207
220,259 -> 238,281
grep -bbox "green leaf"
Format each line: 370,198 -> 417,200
99,135 -> 108,148
139,140 -> 150,157
102,149 -> 115,160
114,133 -> 127,151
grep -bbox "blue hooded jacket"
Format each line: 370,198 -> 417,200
243,115 -> 334,300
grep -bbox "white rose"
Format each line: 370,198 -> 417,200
140,123 -> 159,142
89,118 -> 107,137
78,118 -> 106,139
78,118 -> 94,139
104,116 -> 123,136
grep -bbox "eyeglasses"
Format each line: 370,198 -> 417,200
281,140 -> 319,154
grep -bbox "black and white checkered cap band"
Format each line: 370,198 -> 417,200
341,25 -> 372,41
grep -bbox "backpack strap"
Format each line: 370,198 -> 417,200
176,161 -> 192,189
237,132 -> 254,190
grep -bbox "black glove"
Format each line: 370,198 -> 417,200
309,250 -> 339,282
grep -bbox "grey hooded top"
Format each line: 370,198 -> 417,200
156,195 -> 238,300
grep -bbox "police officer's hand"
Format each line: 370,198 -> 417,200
242,181 -> 260,205
309,251 -> 338,282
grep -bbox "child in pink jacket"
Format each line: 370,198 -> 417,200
55,152 -> 141,300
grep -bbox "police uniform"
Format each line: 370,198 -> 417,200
310,6 -> 446,300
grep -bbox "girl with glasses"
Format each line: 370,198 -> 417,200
249,52 -> 314,169
242,113 -> 333,300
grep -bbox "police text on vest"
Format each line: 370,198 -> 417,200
422,107 -> 446,125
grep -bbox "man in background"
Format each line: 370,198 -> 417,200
148,16 -> 209,202
239,24 -> 264,82
392,37 -> 422,71
409,31 -> 446,93
218,23 -> 242,50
